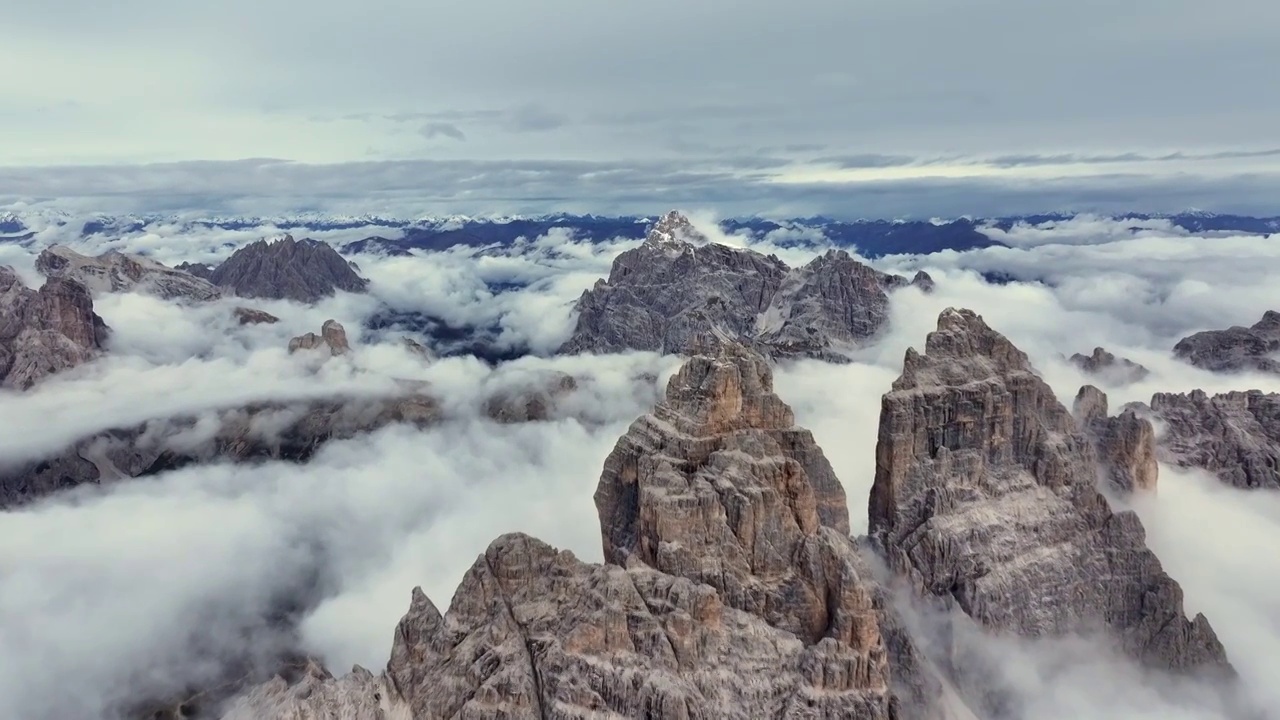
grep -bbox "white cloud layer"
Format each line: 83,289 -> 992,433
0,215 -> 1278,718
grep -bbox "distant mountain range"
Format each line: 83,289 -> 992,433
2,210 -> 1277,258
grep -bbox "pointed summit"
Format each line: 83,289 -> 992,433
643,209 -> 705,248
208,236 -> 369,303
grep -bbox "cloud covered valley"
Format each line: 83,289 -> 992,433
1,212 -> 1279,720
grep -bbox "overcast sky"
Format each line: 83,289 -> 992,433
4,0 -> 1280,216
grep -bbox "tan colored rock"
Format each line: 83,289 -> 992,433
0,267 -> 109,390
384,533 -> 911,720
870,308 -> 1232,686
36,244 -> 223,301
1073,385 -> 1159,494
288,319 -> 350,355
224,344 -> 961,720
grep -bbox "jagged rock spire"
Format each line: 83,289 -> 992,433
871,308 -> 1232,689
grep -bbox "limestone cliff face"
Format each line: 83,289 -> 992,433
0,266 -> 109,390
1138,389 -> 1280,489
870,308 -> 1231,678
559,211 -> 924,361
1073,385 -> 1159,494
36,245 -> 223,302
225,342 -> 959,720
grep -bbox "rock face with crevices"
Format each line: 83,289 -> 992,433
559,211 -> 926,361
1173,311 -> 1280,374
36,245 -> 223,301
225,342 -> 961,720
869,309 -> 1232,692
0,266 -> 109,390
1136,389 -> 1280,490
1073,385 -> 1159,494
210,236 -> 370,303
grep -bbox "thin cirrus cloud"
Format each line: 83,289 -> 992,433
5,158 -> 1280,219
2,0 -> 1279,204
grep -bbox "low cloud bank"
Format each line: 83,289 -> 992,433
0,213 -> 1278,718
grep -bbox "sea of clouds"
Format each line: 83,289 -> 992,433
0,212 -> 1278,719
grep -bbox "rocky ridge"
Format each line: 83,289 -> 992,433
0,266 -> 109,390
1173,310 -> 1280,374
35,245 -> 223,301
869,308 -> 1232,714
0,368 -> 616,509
1069,346 -> 1150,384
559,210 -> 931,361
208,235 -> 370,303
1134,389 -> 1280,489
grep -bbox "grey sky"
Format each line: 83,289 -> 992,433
4,0 -> 1279,214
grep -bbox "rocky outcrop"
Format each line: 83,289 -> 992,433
870,309 -> 1232,691
288,320 -> 350,355
0,375 -> 603,508
400,337 -> 436,362
1073,385 -> 1159,494
1070,346 -> 1150,384
483,371 -> 577,423
1173,310 -> 1280,374
210,236 -> 370,303
234,307 -> 280,325
592,342 -> 947,717
559,211 -> 922,361
219,662 -> 396,720
1137,389 -> 1280,489
0,391 -> 442,508
225,342 -> 960,720
0,267 -> 109,390
36,245 -> 223,301
175,261 -> 215,280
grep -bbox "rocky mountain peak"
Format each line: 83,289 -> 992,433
1173,310 -> 1280,374
895,307 -> 1033,390
209,236 -> 370,303
1,267 -> 109,389
1070,346 -> 1151,384
872,308 -> 1232,694
560,211 -> 925,361
35,244 -> 223,302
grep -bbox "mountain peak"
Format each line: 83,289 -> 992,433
643,210 -> 703,248
209,236 -> 370,303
